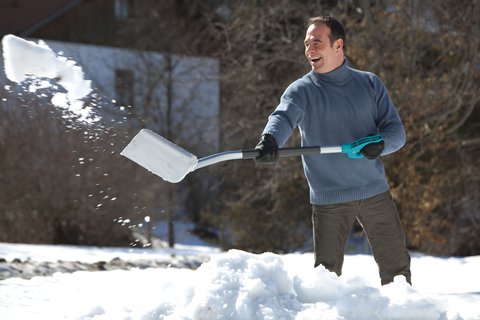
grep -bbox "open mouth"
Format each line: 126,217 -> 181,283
310,57 -> 321,63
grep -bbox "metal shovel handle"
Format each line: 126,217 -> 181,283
195,145 -> 343,170
195,135 -> 384,170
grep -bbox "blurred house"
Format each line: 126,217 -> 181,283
0,0 -> 221,243
0,0 -> 220,148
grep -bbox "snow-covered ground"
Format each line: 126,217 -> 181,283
0,240 -> 479,320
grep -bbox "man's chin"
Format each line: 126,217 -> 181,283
310,62 -> 325,73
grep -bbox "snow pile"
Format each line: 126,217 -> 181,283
171,249 -> 444,320
177,250 -> 300,319
2,34 -> 95,121
1,243 -> 479,319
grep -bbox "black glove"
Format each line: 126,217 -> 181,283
255,134 -> 278,163
360,137 -> 385,160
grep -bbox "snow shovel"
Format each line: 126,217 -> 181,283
121,129 -> 383,183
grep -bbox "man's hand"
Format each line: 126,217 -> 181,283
255,134 -> 278,163
360,136 -> 385,160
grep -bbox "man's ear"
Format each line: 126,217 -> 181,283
335,39 -> 344,52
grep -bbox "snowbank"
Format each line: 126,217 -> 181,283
1,244 -> 478,319
171,250 -> 444,320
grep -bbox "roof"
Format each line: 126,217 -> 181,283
0,0 -> 81,36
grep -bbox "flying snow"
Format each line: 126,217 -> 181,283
2,34 -> 95,122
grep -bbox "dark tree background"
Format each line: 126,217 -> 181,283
1,0 -> 478,255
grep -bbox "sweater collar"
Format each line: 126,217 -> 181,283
309,58 -> 352,85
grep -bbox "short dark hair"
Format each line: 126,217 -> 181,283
307,16 -> 346,49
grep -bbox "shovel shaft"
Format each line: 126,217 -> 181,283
242,146 -> 343,159
196,151 -> 244,170
196,146 -> 340,170
241,146 -> 323,159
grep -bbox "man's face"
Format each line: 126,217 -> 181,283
304,23 -> 344,73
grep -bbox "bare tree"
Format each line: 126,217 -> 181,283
340,0 -> 480,255
117,1 -> 223,247
79,0 -> 480,255
205,1 -> 333,252
0,84 -> 162,246
206,0 -> 480,255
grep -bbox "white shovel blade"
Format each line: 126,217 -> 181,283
120,129 -> 198,183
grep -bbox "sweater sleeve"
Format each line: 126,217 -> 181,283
262,82 -> 306,147
372,75 -> 406,155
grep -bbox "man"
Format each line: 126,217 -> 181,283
255,16 -> 411,285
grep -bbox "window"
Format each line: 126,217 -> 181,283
114,0 -> 132,20
115,69 -> 134,107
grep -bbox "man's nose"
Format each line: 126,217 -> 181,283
305,46 -> 314,55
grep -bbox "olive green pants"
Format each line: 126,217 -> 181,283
312,191 -> 411,285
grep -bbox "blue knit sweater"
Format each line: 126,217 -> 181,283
263,59 -> 406,205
